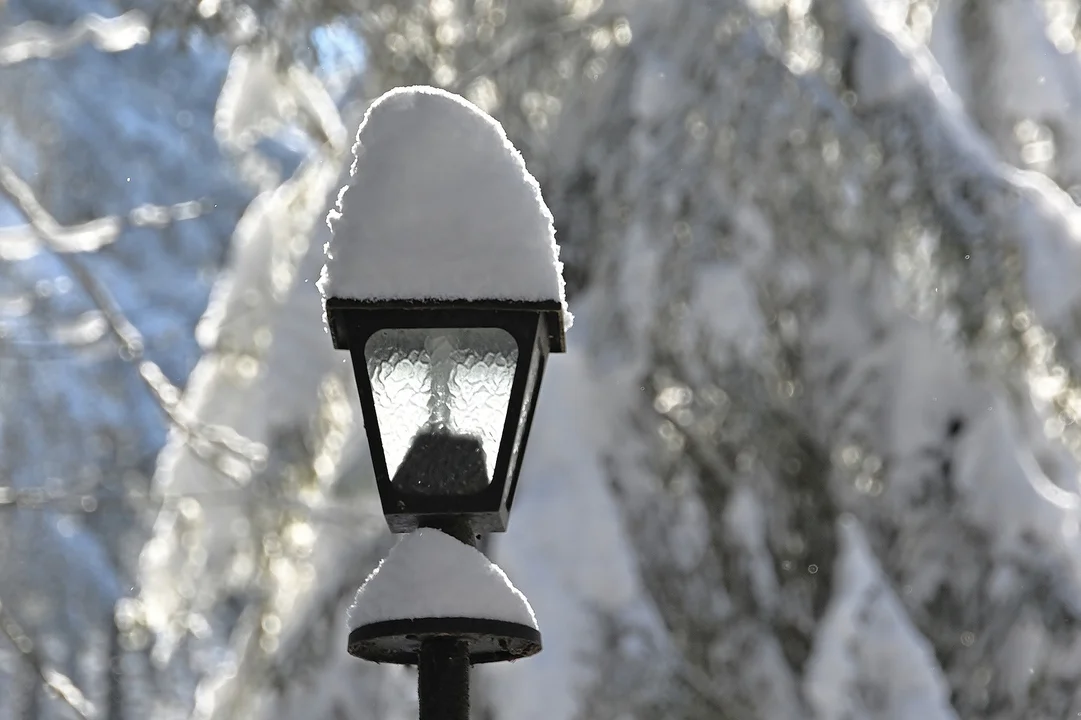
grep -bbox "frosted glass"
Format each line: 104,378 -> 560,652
365,327 -> 518,495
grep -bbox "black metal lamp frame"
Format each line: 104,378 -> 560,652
348,615 -> 542,720
348,616 -> 542,665
325,297 -> 566,536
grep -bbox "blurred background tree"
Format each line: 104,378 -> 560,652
2,0 -> 1081,718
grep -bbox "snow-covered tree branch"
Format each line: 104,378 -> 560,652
0,10 -> 149,66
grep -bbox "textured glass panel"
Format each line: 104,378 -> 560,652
365,327 -> 518,495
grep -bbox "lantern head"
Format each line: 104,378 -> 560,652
319,86 -> 571,537
326,298 -> 565,535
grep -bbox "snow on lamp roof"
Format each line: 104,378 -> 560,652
347,528 -> 537,629
321,86 -> 569,320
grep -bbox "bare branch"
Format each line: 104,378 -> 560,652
0,10 -> 150,66
0,159 -> 266,475
0,163 -> 212,260
451,13 -> 600,91
0,483 -> 376,527
0,600 -> 96,719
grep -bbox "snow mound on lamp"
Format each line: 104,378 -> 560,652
320,85 -> 570,326
347,528 -> 537,629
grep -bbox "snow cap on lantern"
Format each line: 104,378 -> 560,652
319,85 -> 570,328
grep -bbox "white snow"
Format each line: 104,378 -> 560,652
140,155 -> 347,661
631,57 -> 683,123
982,0 -> 1081,125
321,86 -> 568,320
690,262 -> 766,365
1010,170 -> 1081,328
0,10 -> 150,65
484,318 -> 649,720
927,0 -> 971,103
846,13 -> 926,107
845,0 -> 1081,334
954,399 -> 1081,544
215,46 -> 347,154
723,485 -> 780,612
347,528 -> 537,629
805,517 -> 959,720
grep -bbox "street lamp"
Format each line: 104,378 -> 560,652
320,85 -> 569,720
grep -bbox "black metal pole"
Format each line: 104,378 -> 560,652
414,518 -> 475,720
426,516 -> 476,548
418,637 -> 470,720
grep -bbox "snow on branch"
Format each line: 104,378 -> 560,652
0,163 -> 212,260
215,46 -> 347,154
835,0 -> 1081,326
805,517 -> 957,720
928,0 -> 1081,188
0,481 -> 374,529
0,163 -> 122,253
138,154 -> 349,676
825,0 -> 1081,448
0,160 -> 267,474
0,10 -> 150,65
0,601 -> 96,719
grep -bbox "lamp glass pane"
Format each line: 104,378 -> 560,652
365,327 -> 518,495
504,333 -> 541,482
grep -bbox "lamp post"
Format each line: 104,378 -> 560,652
319,86 -> 569,719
